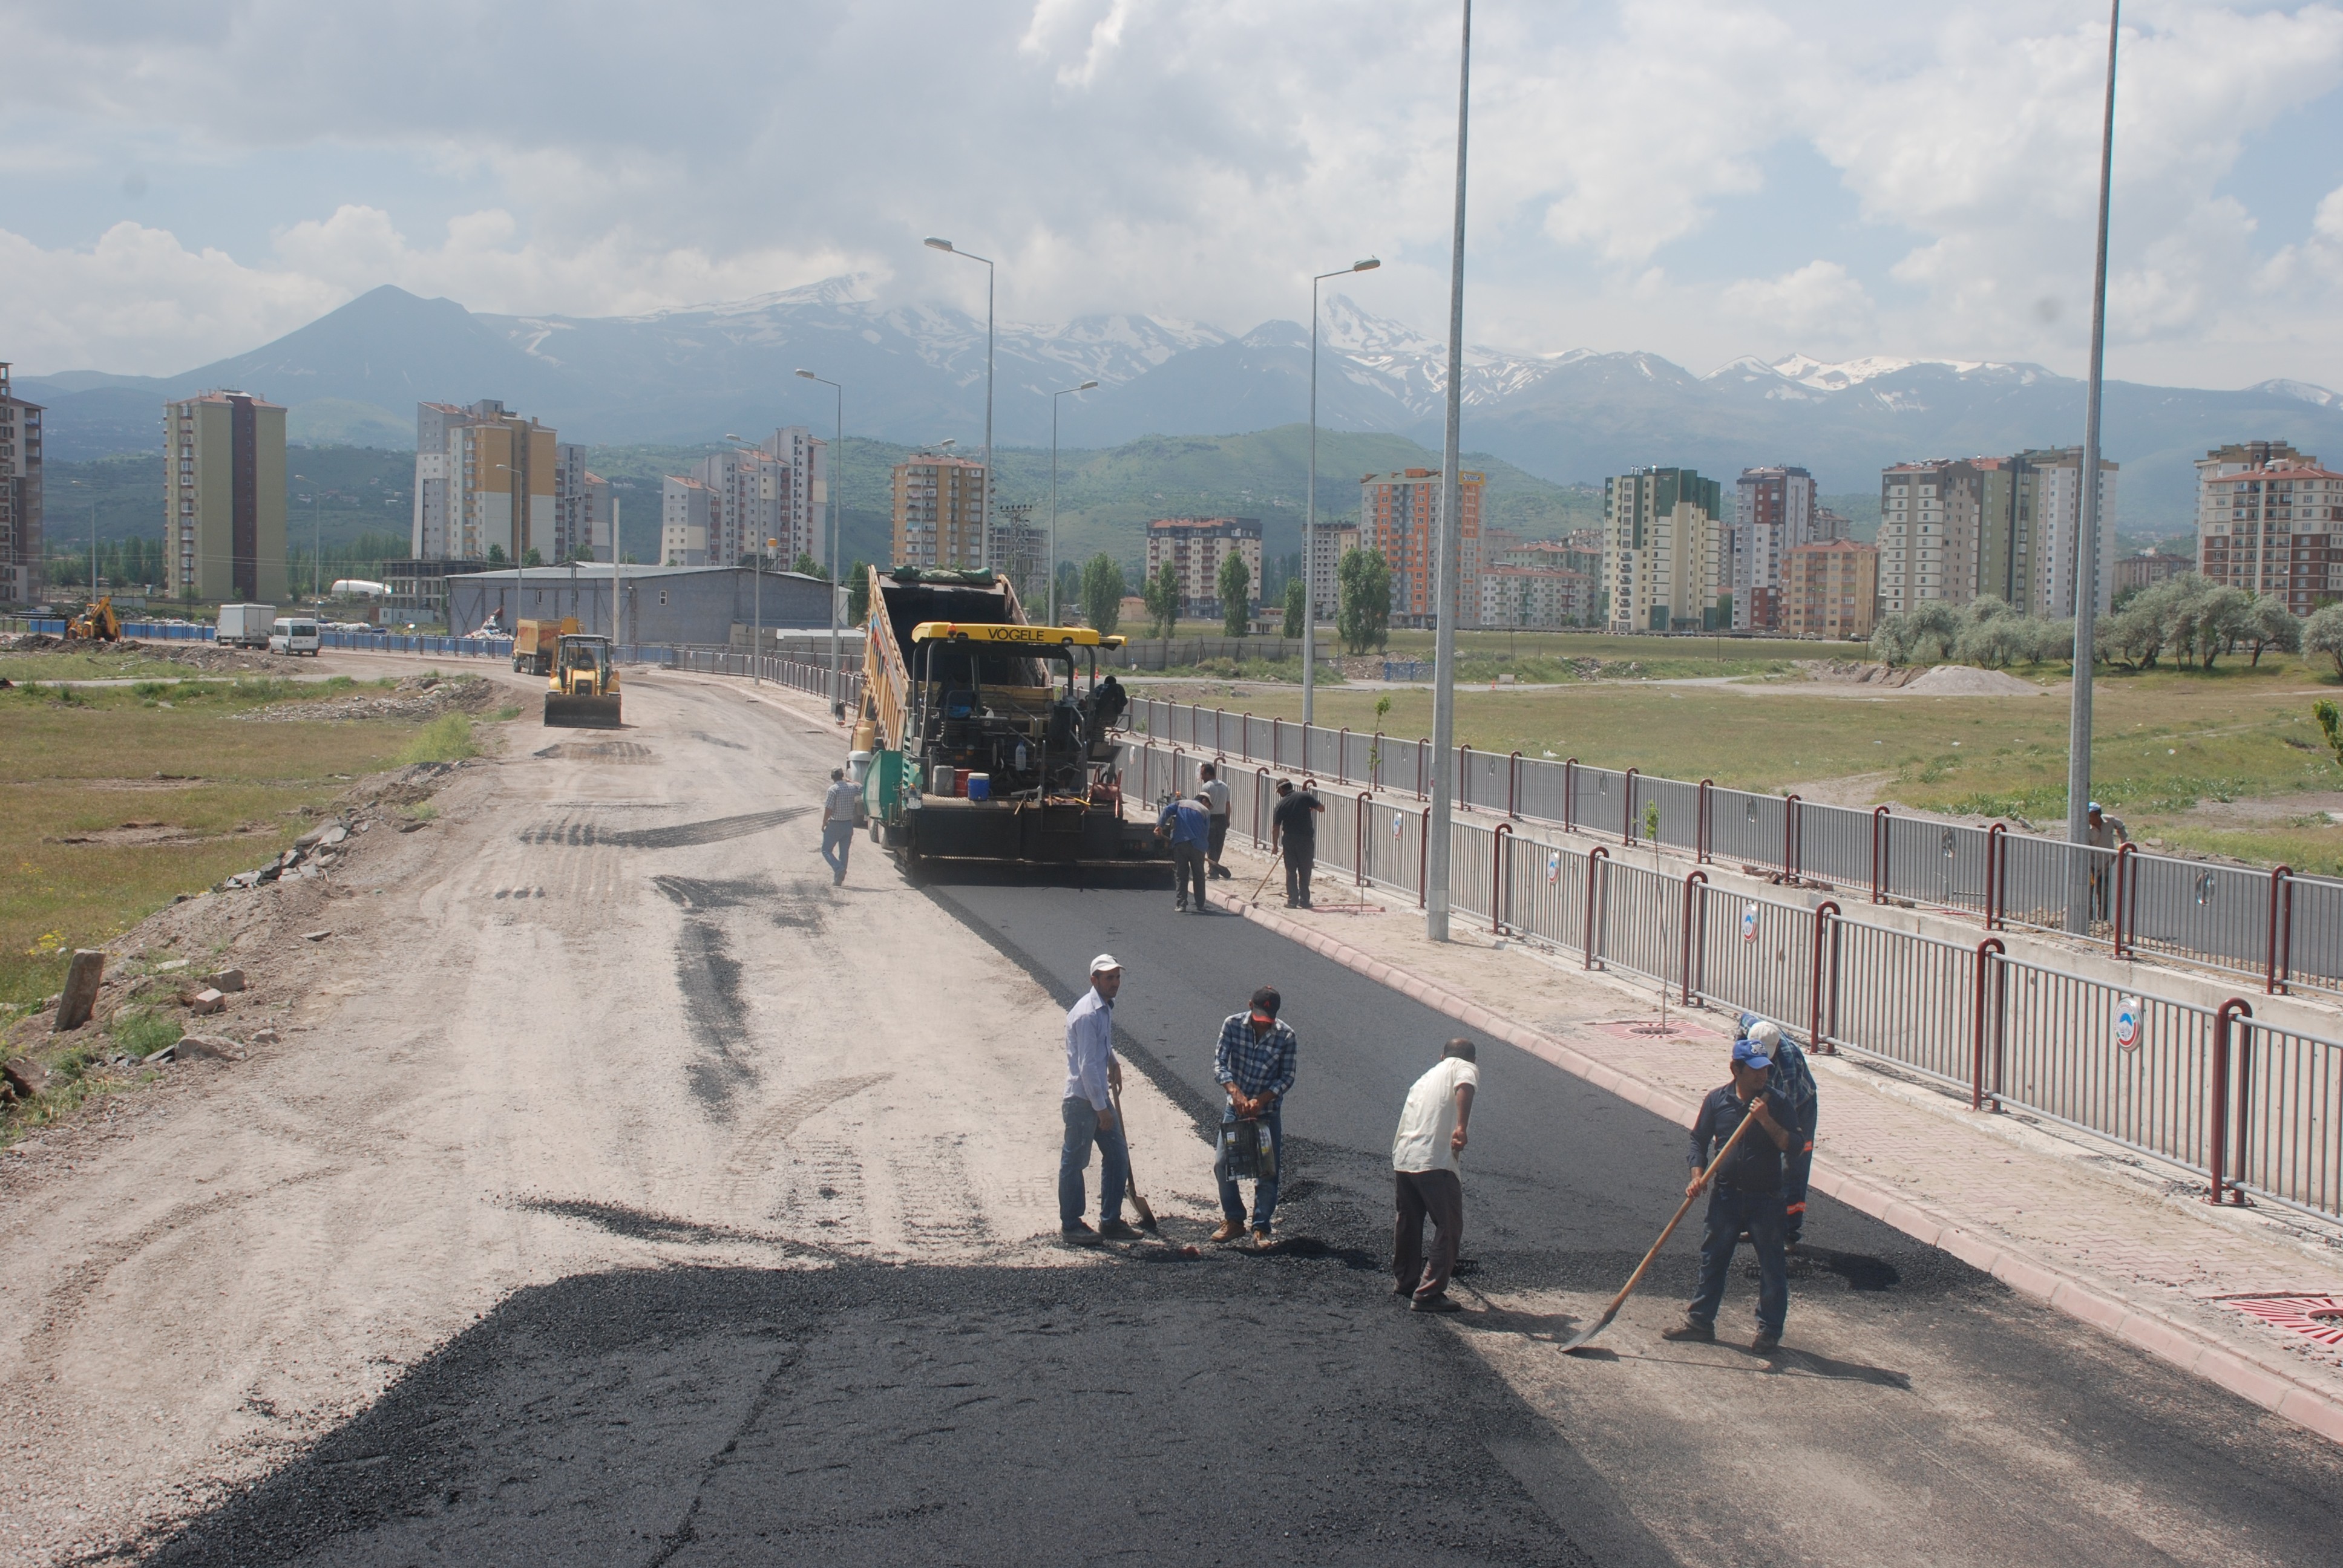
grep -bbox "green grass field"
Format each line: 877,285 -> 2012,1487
0,648 -> 205,682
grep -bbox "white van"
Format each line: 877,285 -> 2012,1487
269,616 -> 322,657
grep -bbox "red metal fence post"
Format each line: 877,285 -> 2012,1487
2112,841 -> 2137,957
1584,846 -> 1610,969
1492,822 -> 1514,934
1871,806 -> 1890,904
2266,866 -> 2293,996
1417,805 -> 1431,909
2207,998 -> 2254,1205
1971,937 -> 2005,1111
1809,900 -> 1841,1054
1985,822 -> 2008,930
1623,766 -> 1640,843
1681,869 -> 1709,1004
1696,779 -> 1713,864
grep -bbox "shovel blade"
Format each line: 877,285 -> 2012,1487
1558,1307 -> 1619,1356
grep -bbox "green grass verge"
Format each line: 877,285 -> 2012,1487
396,713 -> 478,765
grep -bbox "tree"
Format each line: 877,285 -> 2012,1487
1081,554 -> 1126,636
2316,699 -> 2343,768
791,551 -> 826,580
1141,559 -> 1181,639
2243,595 -> 2302,667
2190,584 -> 2253,669
486,544 -> 508,565
522,546 -> 543,567
1282,575 -> 1306,640
1336,546 -> 1391,655
846,561 -> 872,628
2305,602 -> 2343,678
1217,551 -> 1251,638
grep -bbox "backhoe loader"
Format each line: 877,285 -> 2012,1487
544,633 -> 622,728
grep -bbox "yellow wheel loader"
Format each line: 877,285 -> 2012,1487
67,596 -> 122,642
544,634 -> 622,728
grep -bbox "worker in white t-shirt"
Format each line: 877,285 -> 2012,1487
1390,1038 -> 1480,1313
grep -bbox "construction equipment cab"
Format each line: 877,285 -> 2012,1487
545,634 -> 621,728
65,596 -> 122,642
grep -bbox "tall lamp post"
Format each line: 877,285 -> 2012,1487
923,237 -> 995,574
1049,379 -> 1098,625
795,369 -> 847,705
1426,0 -> 1472,944
1303,257 -> 1380,727
2066,0 -> 2123,933
293,473 -> 322,601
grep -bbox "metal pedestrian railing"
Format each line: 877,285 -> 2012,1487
1122,695 -> 2343,1002
1124,736 -> 2343,1224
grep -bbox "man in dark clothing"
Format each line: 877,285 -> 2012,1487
1739,1015 -> 1818,1250
1270,779 -> 1324,909
1088,674 -> 1129,746
1663,1036 -> 1796,1353
1156,792 -> 1213,912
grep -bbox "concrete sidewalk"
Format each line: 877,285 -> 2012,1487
1205,834 -> 2343,1445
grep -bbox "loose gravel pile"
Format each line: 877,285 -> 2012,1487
241,672 -> 501,724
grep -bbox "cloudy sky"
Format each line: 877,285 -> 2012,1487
4,0 -> 2341,389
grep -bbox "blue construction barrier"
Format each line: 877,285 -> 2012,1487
122,622 -> 215,641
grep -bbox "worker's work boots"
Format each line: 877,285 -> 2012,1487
1208,1220 -> 1246,1244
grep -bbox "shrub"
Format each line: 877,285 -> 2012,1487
110,1008 -> 184,1059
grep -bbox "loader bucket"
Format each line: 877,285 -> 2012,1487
544,692 -> 623,729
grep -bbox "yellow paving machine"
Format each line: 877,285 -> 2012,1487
544,633 -> 622,728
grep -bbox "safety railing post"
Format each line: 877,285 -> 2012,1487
1985,822 -> 2008,930
2207,999 -> 2254,1206
1681,869 -> 1708,1003
1809,900 -> 1841,1054
1563,759 -> 1578,834
1355,791 -> 1371,886
1584,846 -> 1610,969
1696,779 -> 1712,864
1623,766 -> 1640,843
1416,739 -> 1429,803
1508,751 -> 1522,820
1492,822 -> 1514,934
1971,938 -> 2005,1111
2112,842 -> 2137,957
1458,743 -> 1472,812
1240,714 -> 1253,763
1272,717 -> 1282,768
1870,806 -> 1890,904
2266,866 -> 2293,996
1254,767 -> 1270,848
1417,805 -> 1430,909
1784,793 -> 1803,882
1337,728 -> 1351,786
1371,732 -> 1384,791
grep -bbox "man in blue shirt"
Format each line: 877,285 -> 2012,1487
1212,986 -> 1297,1246
1740,1016 -> 1818,1250
1060,953 -> 1139,1246
1663,1036 -> 1796,1353
1156,791 -> 1213,913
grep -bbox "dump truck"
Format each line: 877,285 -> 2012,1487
511,616 -> 580,675
853,566 -> 1161,874
544,633 -> 622,728
65,596 -> 122,642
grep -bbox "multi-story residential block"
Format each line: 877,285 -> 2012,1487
1878,449 -> 2117,620
1876,460 -> 1984,618
988,503 -> 1047,604
661,476 -> 712,567
892,455 -> 988,570
1783,540 -> 1878,639
2114,547 -> 2191,595
1304,523 -> 1362,621
410,399 -> 558,563
1603,467 -> 1725,633
2025,448 -> 2120,619
1144,517 -> 1263,614
2197,441 -> 2314,514
1814,507 -> 1853,543
551,443 -> 608,564
163,389 -> 287,602
1730,466 -> 1817,632
759,426 -> 828,568
1478,566 -> 1591,629
1488,536 -> 1602,577
1361,468 -> 1484,629
0,363 -> 41,604
2198,459 -> 2343,617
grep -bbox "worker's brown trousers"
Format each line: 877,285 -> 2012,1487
1394,1168 -> 1464,1303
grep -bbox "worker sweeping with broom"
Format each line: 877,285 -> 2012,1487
1662,1034 -> 1798,1354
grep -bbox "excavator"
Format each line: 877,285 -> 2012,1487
65,596 -> 122,642
544,633 -> 622,728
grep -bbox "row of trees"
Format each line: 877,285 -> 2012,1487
1869,573 -> 2343,676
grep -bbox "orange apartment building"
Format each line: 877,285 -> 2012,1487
1362,467 -> 1483,628
1783,539 -> 1878,639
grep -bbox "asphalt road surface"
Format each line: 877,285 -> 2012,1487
131,679 -> 2343,1568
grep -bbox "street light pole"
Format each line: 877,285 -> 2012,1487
796,370 -> 847,705
1050,381 -> 1098,626
924,238 -> 995,575
2066,0 -> 2122,933
1303,257 -> 1380,727
294,473 -> 321,602
1426,0 -> 1472,944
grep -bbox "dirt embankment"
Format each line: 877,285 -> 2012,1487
0,633 -> 287,675
241,671 -> 503,724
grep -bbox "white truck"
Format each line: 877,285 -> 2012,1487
217,603 -> 277,648
268,616 -> 322,656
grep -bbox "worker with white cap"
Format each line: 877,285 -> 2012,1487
1739,1014 -> 1818,1250
1060,953 -> 1140,1246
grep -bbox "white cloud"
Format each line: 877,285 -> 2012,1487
1720,261 -> 1877,347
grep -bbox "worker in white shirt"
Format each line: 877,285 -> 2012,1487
1390,1038 -> 1480,1313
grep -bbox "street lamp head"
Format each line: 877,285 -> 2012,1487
1352,258 -> 1381,272
923,237 -> 954,252
795,368 -> 818,381
723,433 -> 742,442
1079,380 -> 1099,391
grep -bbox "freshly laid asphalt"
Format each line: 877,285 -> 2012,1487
145,868 -> 2343,1566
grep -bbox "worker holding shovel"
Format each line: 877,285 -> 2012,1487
1663,1036 -> 1797,1354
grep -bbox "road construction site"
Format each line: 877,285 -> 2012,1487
4,650 -> 2343,1566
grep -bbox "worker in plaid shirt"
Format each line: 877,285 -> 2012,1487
1211,985 -> 1297,1247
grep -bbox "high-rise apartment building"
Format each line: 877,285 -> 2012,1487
1362,468 -> 1484,629
1878,449 -> 2117,619
551,443 -> 609,563
892,455 -> 988,570
760,426 -> 828,568
1731,466 -> 1818,631
1876,460 -> 1984,618
1602,467 -> 1725,633
2114,547 -> 2190,595
2025,448 -> 2120,618
2198,457 -> 2343,617
661,476 -> 712,567
0,364 -> 42,604
1814,507 -> 1853,543
1783,540 -> 1879,639
1305,523 -> 1362,621
163,389 -> 287,601
1144,517 -> 1263,613
410,400 -> 557,563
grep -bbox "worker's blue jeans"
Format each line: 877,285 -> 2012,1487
1687,1184 -> 1788,1337
821,820 -> 853,881
1217,1103 -> 1282,1229
1059,1096 -> 1128,1230
1784,1098 -> 1819,1245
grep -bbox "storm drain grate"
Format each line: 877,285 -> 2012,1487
2221,1296 -> 2343,1348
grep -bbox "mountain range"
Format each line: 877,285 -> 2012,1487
19,277 -> 2343,524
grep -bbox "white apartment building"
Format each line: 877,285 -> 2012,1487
410,399 -> 560,563
1304,523 -> 1361,621
551,442 -> 608,563
2028,451 -> 2120,618
1144,517 -> 1263,613
759,425 -> 828,567
1478,566 -> 1590,629
661,476 -> 712,567
1602,468 -> 1726,633
1876,460 -> 1984,618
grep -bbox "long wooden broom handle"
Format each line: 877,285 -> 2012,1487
1596,1107 -> 1763,1320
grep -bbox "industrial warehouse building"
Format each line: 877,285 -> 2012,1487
446,564 -> 839,647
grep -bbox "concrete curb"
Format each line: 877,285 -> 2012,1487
1207,884 -> 2343,1448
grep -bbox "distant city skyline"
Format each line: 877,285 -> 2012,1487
3,2 -> 2341,391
